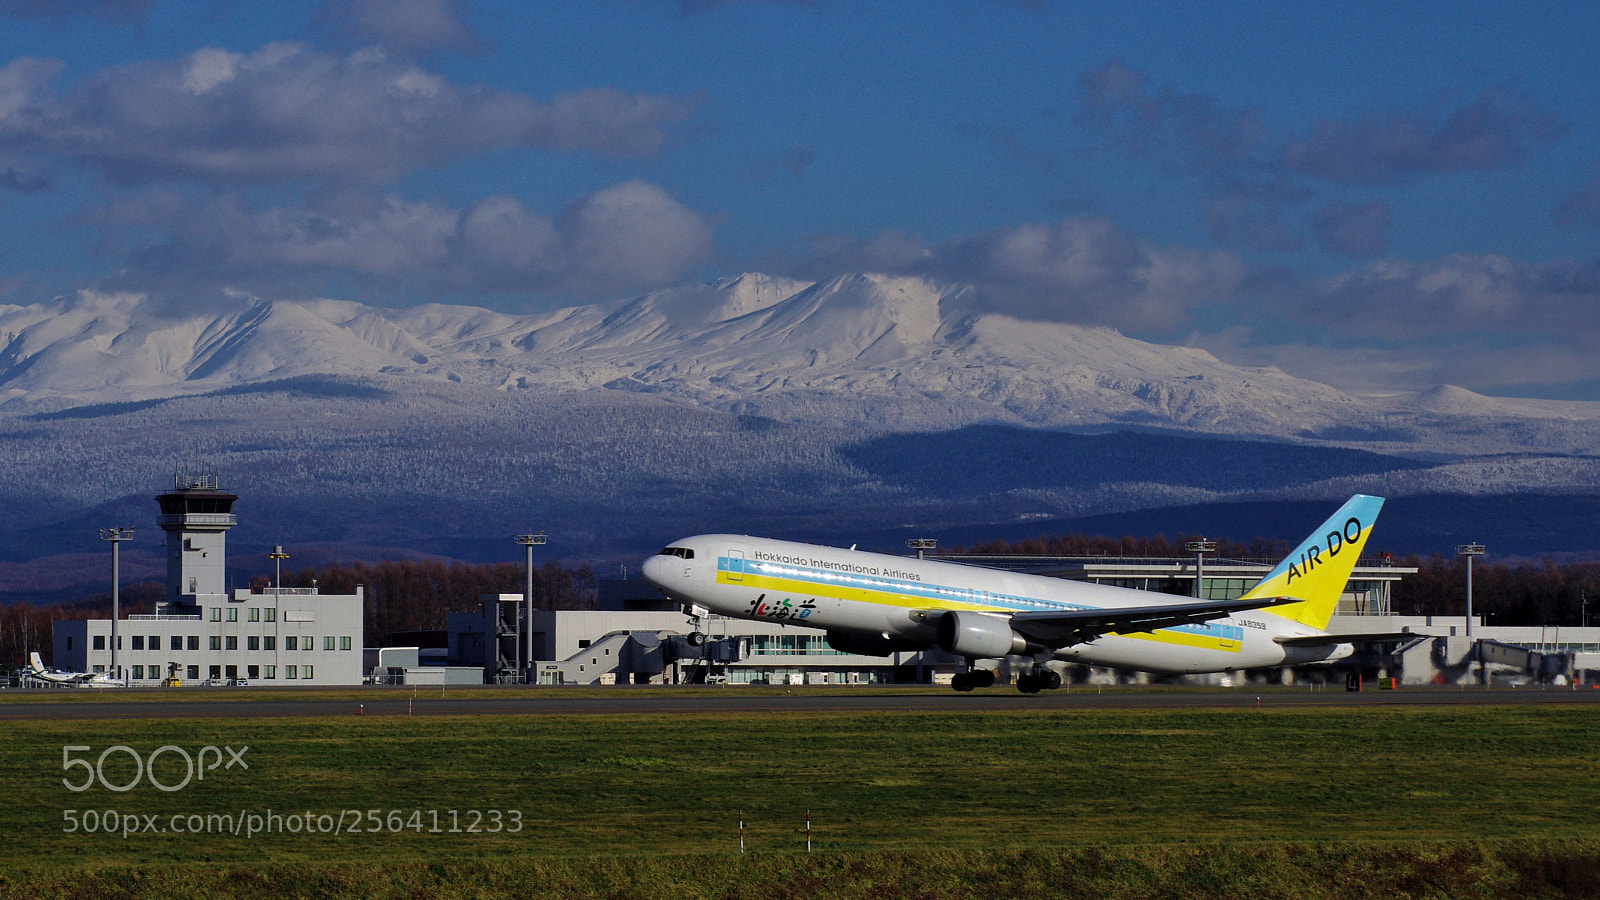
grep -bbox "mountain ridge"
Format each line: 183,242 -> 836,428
6,272 -> 1598,455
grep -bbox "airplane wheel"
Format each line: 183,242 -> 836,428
974,669 -> 996,688
951,672 -> 975,692
1016,674 -> 1039,694
687,632 -> 707,647
1038,668 -> 1062,690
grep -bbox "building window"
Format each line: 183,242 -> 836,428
323,636 -> 336,651
247,636 -> 259,651
149,635 -> 159,649
286,665 -> 297,680
225,636 -> 237,650
265,608 -> 276,622
340,636 -> 351,651
93,635 -> 105,650
187,665 -> 199,680
264,636 -> 276,651
264,665 -> 276,679
132,636 -> 144,650
248,608 -> 260,622
226,608 -> 238,623
247,665 -> 259,679
132,665 -> 144,679
94,665 -> 105,674
209,665 -> 221,679
209,608 -> 221,622
285,636 -> 297,651
67,637 -> 74,650
209,636 -> 221,651
302,665 -> 313,680
187,636 -> 199,650
171,636 -> 182,651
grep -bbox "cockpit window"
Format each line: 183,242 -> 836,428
658,546 -> 694,559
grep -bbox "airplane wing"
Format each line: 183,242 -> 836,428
1007,595 -> 1303,648
1274,632 -> 1422,647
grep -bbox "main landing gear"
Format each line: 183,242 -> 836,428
949,665 -> 1064,693
1014,667 -> 1062,694
950,668 -> 996,692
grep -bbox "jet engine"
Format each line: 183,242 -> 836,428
936,611 -> 1028,658
825,631 -> 926,656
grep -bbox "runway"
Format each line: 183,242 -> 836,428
3,684 -> 1598,719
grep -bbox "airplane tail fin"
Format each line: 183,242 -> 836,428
1239,494 -> 1384,631
29,651 -> 47,674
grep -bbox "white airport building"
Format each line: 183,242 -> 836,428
52,475 -> 364,686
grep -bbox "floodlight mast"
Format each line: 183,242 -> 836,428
269,545 -> 290,599
1185,539 -> 1217,600
99,527 -> 135,680
1457,543 -> 1486,638
515,532 -> 547,681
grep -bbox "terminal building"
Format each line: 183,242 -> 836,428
52,475 -> 364,686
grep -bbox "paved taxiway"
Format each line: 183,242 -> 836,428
3,686 -> 1598,719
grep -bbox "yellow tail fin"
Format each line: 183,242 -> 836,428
1240,495 -> 1384,631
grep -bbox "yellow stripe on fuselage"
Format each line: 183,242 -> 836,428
716,571 -> 1243,654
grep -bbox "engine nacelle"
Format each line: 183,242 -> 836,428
825,631 -> 926,657
937,611 -> 1027,659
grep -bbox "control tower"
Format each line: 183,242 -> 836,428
156,471 -> 238,609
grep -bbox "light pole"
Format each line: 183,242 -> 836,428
1185,539 -> 1217,600
515,532 -> 547,680
99,527 -> 135,680
269,545 -> 290,598
1457,543 -> 1486,637
905,538 -> 937,560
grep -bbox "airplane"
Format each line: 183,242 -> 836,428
641,494 -> 1399,691
27,652 -> 126,688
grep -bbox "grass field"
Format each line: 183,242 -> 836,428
1,693 -> 1597,897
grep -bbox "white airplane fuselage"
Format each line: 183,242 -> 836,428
640,534 -> 1350,675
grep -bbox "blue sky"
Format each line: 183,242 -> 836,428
2,0 -> 1599,398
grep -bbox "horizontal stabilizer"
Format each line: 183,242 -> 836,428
1009,595 -> 1301,648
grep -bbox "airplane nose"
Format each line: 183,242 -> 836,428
640,554 -> 667,586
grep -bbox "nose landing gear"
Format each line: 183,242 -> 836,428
683,603 -> 709,646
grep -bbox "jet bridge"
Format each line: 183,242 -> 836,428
1475,639 -> 1572,684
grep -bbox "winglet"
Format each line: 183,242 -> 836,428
1240,495 -> 1384,631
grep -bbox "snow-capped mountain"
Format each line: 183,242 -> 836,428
11,271 -> 1591,450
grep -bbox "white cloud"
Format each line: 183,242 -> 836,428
0,44 -> 699,185
323,0 -> 484,55
109,181 -> 715,300
1310,254 -> 1600,337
